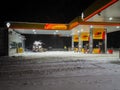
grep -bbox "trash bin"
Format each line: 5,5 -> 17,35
18,48 -> 23,53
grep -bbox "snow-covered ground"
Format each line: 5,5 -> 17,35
13,51 -> 120,62
0,51 -> 120,90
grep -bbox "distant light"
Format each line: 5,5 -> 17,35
77,30 -> 80,33
116,26 -> 120,29
81,29 -> 83,32
6,22 -> 11,28
90,25 -> 93,28
56,30 -> 58,32
33,29 -> 36,34
109,17 -> 113,21
33,29 -> 36,32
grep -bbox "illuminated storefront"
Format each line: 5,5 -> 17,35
6,0 -> 120,56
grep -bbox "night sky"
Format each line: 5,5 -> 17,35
0,0 -> 97,24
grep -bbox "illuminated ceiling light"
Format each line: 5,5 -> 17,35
56,30 -> 58,32
81,29 -> 83,32
77,30 -> 80,33
33,29 -> 36,32
116,26 -> 120,29
109,17 -> 113,21
6,22 -> 11,28
90,25 -> 93,28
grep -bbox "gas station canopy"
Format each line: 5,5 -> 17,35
7,0 -> 120,36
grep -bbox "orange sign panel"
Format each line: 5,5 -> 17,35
93,28 -> 105,39
44,24 -> 67,30
73,35 -> 79,42
80,32 -> 89,41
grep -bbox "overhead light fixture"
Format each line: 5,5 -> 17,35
81,29 -> 83,32
33,29 -> 36,32
90,25 -> 93,28
109,17 -> 113,21
77,30 -> 80,33
56,30 -> 58,32
6,22 -> 11,28
116,26 -> 120,29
